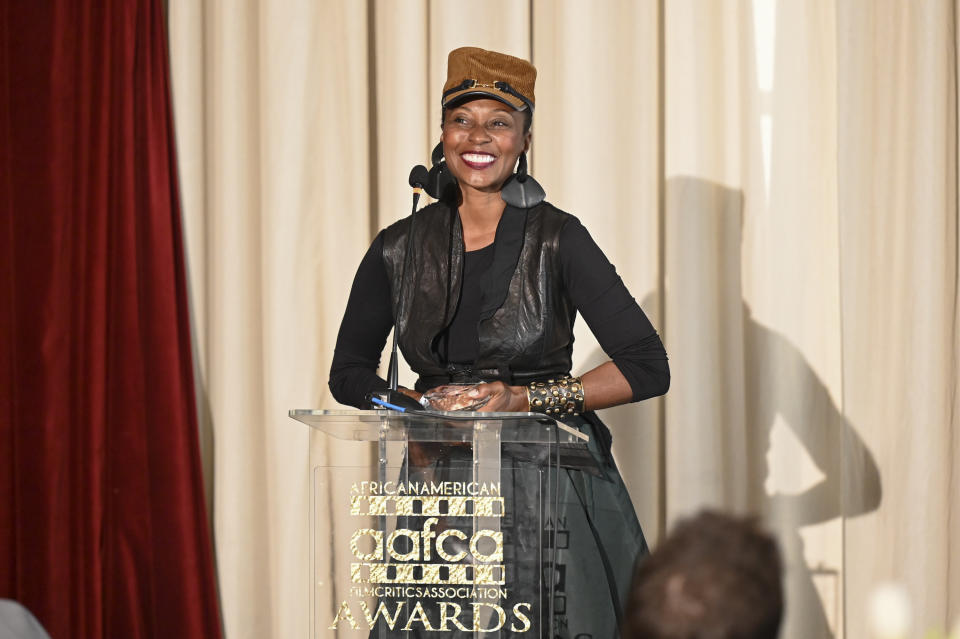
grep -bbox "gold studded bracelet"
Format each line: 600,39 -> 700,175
526,376 -> 585,417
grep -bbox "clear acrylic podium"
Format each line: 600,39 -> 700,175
289,409 -> 592,638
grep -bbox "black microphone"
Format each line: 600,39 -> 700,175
385,166 -> 429,393
409,165 -> 429,189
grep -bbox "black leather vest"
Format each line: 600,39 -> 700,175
381,201 -> 577,391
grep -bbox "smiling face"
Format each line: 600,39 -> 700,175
440,98 -> 531,197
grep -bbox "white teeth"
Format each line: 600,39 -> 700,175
462,153 -> 495,163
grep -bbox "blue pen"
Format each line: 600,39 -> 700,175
370,397 -> 409,412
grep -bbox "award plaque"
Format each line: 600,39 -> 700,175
290,409 -> 591,638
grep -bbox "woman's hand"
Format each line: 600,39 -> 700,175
470,381 -> 529,412
397,387 -> 423,403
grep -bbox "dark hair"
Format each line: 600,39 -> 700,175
441,105 -> 533,134
623,511 -> 783,639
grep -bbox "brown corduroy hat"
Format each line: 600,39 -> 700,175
442,47 -> 536,112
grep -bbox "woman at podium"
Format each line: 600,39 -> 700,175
329,47 -> 669,637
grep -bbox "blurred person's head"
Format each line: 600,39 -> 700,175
623,510 -> 783,639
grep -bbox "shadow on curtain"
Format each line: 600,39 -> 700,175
593,176 -> 882,638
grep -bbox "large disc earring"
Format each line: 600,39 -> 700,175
501,151 -> 546,208
426,141 -> 457,201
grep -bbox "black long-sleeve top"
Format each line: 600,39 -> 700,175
328,216 -> 669,408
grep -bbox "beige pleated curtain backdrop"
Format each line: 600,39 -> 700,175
168,1 -> 959,638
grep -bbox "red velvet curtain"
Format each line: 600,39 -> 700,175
1,2 -> 222,638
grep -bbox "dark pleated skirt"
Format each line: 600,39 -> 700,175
369,413 -> 647,639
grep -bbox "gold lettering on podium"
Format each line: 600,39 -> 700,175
329,479 -> 533,633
